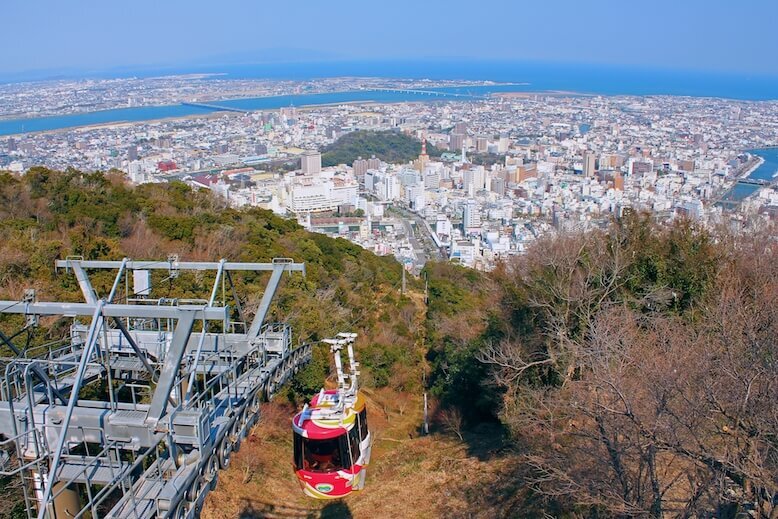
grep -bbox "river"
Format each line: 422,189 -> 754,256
720,148 -> 778,202
0,85 -> 531,137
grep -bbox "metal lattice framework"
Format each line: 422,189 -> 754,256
0,257 -> 311,518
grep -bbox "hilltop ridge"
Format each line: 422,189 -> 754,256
321,130 -> 441,167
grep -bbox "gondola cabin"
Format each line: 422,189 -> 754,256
292,333 -> 371,499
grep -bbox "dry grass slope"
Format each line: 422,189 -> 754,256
202,289 -> 521,519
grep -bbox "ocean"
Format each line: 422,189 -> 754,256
1,60 -> 777,137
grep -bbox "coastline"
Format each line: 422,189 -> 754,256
0,81 -> 525,123
0,99 -> 428,138
0,90 -> 489,137
2,73 -> 776,137
492,90 -> 594,98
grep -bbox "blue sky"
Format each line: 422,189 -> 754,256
2,0 -> 778,78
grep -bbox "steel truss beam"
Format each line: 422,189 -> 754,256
0,258 -> 310,519
55,259 -> 306,273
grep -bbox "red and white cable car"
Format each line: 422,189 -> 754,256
292,333 -> 372,499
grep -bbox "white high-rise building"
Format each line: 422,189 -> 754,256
473,166 -> 486,190
364,170 -> 377,192
301,150 -> 322,176
436,215 -> 452,237
583,152 -> 596,178
407,184 -> 425,211
498,135 -> 510,153
463,199 -> 481,232
377,175 -> 399,201
463,167 -> 485,193
288,182 -> 336,213
332,182 -> 358,206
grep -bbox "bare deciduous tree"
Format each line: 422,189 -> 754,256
481,221 -> 778,518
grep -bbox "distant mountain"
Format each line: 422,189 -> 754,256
321,130 -> 442,167
196,47 -> 343,65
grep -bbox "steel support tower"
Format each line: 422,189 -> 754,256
0,257 -> 311,518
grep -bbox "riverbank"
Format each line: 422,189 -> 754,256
738,156 -> 765,180
0,90 -> 470,137
718,148 -> 778,205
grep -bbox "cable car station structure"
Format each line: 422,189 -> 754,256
0,257 -> 311,518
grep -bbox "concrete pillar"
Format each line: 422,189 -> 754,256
51,481 -> 81,518
32,467 -> 81,519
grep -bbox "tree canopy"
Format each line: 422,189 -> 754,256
321,130 -> 442,167
424,212 -> 778,517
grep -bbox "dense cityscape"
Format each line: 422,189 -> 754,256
2,0 -> 778,517
2,77 -> 777,271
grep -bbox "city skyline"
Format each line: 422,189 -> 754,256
3,0 -> 778,81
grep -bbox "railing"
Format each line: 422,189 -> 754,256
69,441 -> 162,519
0,257 -> 310,518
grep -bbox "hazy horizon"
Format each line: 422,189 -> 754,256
4,0 -> 778,82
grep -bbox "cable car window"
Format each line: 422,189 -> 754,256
338,434 -> 353,470
358,408 -> 368,440
293,432 -> 304,470
348,425 -> 360,464
302,437 -> 344,472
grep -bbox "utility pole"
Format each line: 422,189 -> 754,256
423,393 -> 429,435
401,267 -> 406,295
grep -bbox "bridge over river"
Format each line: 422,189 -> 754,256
715,149 -> 778,207
181,102 -> 249,113
366,87 -> 487,99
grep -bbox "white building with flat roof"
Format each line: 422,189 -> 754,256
301,150 -> 322,176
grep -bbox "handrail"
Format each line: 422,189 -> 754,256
0,258 -> 311,518
0,431 -> 47,476
37,300 -> 104,519
71,441 -> 162,519
54,438 -> 119,491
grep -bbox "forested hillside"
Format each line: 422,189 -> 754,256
424,213 -> 778,518
321,130 -> 441,167
0,168 -> 431,517
0,168 -> 775,518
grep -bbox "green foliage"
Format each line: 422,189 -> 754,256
147,214 -> 199,243
617,210 -> 719,311
286,346 -> 330,402
24,167 -> 141,236
423,214 -> 724,425
361,340 -> 405,388
321,130 -> 442,167
426,336 -> 502,422
424,263 -> 482,319
466,153 -> 506,167
0,167 -> 420,404
422,262 -> 502,422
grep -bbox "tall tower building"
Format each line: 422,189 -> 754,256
353,157 -> 368,178
415,137 -> 430,172
614,172 -> 624,191
498,134 -> 510,153
367,155 -> 381,169
463,199 -> 481,232
301,150 -> 322,175
449,133 -> 464,151
583,152 -> 597,178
